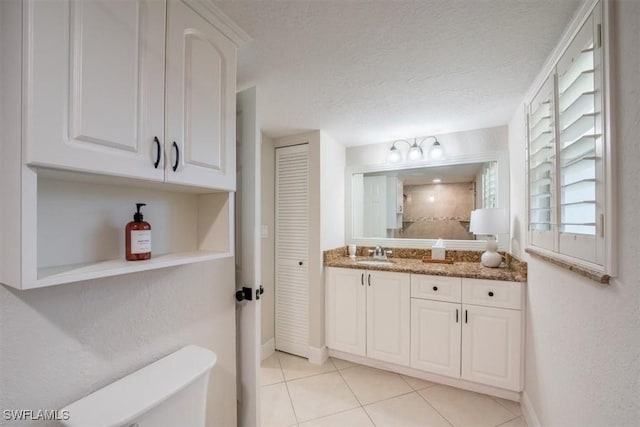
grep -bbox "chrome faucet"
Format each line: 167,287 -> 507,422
370,245 -> 392,260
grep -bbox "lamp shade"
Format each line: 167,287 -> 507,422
469,208 -> 508,235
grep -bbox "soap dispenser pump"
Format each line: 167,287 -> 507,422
126,203 -> 151,261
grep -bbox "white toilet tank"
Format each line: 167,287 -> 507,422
61,345 -> 217,427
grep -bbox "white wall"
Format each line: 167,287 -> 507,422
0,259 -> 237,427
320,131 -> 346,250
509,2 -> 640,425
260,134 -> 276,348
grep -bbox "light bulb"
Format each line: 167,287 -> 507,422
429,141 -> 443,160
407,144 -> 423,161
388,145 -> 401,163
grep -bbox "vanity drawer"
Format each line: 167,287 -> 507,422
411,275 -> 462,303
462,279 -> 524,310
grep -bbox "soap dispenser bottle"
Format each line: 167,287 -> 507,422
126,203 -> 151,261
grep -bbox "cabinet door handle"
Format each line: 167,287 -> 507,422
368,274 -> 371,286
153,136 -> 161,168
432,286 -> 438,291
172,141 -> 180,172
488,291 -> 494,297
456,309 -> 459,323
465,309 -> 468,324
361,273 -> 364,286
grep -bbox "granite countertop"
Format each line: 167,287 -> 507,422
323,247 -> 527,283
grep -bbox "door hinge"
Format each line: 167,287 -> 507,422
597,24 -> 602,49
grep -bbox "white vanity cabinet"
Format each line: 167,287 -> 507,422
411,298 -> 461,377
460,278 -> 523,391
23,0 -> 236,191
325,267 -> 410,365
366,270 -> 411,365
410,275 -> 462,377
410,275 -> 524,391
325,268 -> 367,356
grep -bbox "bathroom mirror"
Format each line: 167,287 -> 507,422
347,152 -> 509,250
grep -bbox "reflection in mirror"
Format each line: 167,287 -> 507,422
354,162 -> 497,240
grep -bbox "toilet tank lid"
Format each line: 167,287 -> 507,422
60,345 -> 217,427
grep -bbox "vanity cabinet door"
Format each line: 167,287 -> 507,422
165,0 -> 236,190
366,271 -> 410,366
326,268 -> 366,356
25,0 -> 166,180
461,304 -> 522,391
411,299 -> 461,378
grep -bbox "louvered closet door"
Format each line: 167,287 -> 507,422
275,144 -> 309,357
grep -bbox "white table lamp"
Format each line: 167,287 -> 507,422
469,208 -> 508,268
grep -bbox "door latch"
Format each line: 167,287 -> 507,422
235,287 -> 253,302
235,285 -> 265,302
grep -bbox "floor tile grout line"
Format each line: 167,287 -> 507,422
495,414 -> 525,427
398,373 -> 416,390
333,361 -> 381,427
282,369 -> 302,426
296,405 -> 368,426
490,395 -> 523,418
415,387 -> 456,427
282,367 -> 339,383
284,358 -> 362,425
334,363 -> 366,408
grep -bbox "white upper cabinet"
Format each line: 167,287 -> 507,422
165,0 -> 236,190
23,0 -> 237,191
25,0 -> 166,181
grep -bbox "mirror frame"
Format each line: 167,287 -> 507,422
346,150 -> 510,250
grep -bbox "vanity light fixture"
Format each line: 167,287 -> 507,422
432,178 -> 441,183
387,136 -> 443,163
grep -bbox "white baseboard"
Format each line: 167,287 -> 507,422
521,391 -> 541,427
308,345 -> 329,365
329,349 -> 521,402
261,338 -> 275,361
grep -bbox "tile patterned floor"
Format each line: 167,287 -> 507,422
261,351 -> 527,427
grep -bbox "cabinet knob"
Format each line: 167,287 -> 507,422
432,286 -> 438,291
488,291 -> 494,297
298,261 -> 303,266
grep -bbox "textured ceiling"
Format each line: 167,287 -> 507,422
214,0 -> 582,146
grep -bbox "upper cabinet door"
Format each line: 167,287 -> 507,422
165,0 -> 237,191
25,0 -> 166,180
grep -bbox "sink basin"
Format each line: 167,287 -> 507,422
356,260 -> 395,266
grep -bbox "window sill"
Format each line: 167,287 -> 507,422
524,247 -> 610,284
